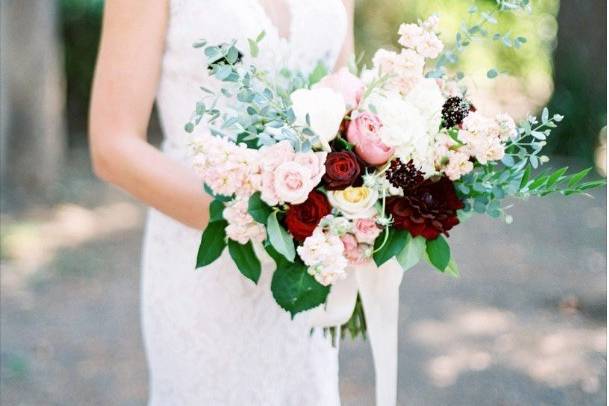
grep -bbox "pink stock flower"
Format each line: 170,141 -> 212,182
223,198 -> 266,244
353,217 -> 382,244
316,67 -> 365,109
347,112 -> 394,165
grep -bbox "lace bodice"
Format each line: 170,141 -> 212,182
156,0 -> 347,159
141,1 -> 348,405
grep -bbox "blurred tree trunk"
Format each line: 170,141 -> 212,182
0,0 -> 66,207
550,0 -> 607,161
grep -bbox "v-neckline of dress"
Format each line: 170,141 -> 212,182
252,0 -> 294,43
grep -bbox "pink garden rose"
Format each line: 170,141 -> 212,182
353,217 -> 382,244
347,112 -> 394,165
258,141 -> 326,205
316,67 -> 364,109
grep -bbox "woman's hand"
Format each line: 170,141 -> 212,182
89,0 -> 211,230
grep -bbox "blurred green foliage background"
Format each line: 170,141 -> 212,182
59,0 -> 606,165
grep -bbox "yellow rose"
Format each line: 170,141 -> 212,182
328,186 -> 378,219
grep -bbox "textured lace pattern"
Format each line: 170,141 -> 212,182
141,1 -> 347,404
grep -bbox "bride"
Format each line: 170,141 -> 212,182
89,0 -> 354,404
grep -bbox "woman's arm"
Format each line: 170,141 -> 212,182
334,0 -> 355,69
89,0 -> 211,230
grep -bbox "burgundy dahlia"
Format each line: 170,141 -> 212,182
386,177 -> 464,240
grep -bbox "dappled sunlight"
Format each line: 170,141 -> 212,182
409,306 -> 606,391
1,202 -> 143,293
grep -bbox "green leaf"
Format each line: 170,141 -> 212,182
209,200 -> 225,222
203,183 -> 233,202
373,229 -> 410,267
247,192 -> 273,224
396,234 -> 426,271
519,165 -> 532,189
270,260 -> 330,317
546,167 -> 568,187
445,258 -> 460,278
426,236 -> 450,272
196,220 -> 228,268
228,240 -> 261,283
308,62 -> 328,85
567,168 -> 591,188
267,212 -> 295,261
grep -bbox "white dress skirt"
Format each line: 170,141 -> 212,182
140,0 -> 348,404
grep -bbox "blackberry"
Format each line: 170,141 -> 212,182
385,159 -> 425,192
441,97 -> 473,128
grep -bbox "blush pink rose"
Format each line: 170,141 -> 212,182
353,218 -> 382,244
347,112 -> 394,165
316,67 -> 365,109
272,161 -> 314,205
340,234 -> 367,265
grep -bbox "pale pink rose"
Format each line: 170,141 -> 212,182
347,112 -> 394,165
293,151 -> 327,185
316,67 -> 365,109
353,218 -> 382,244
341,234 -> 367,265
273,161 -> 314,204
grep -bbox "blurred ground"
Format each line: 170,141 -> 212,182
1,147 -> 606,406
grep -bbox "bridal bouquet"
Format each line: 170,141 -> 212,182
186,16 -> 604,326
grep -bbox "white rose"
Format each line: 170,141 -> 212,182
290,87 -> 346,151
328,186 -> 378,219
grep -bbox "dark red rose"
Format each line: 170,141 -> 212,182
285,191 -> 332,241
323,151 -> 361,190
386,177 -> 464,240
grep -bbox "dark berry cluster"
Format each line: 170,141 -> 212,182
441,97 -> 473,128
385,159 -> 425,192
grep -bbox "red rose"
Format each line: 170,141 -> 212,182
285,191 -> 332,241
323,151 -> 362,190
386,177 -> 464,240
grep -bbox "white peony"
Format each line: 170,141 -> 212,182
367,91 -> 431,171
404,78 -> 444,131
290,87 -> 346,151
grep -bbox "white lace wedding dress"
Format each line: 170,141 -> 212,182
141,1 -> 348,405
